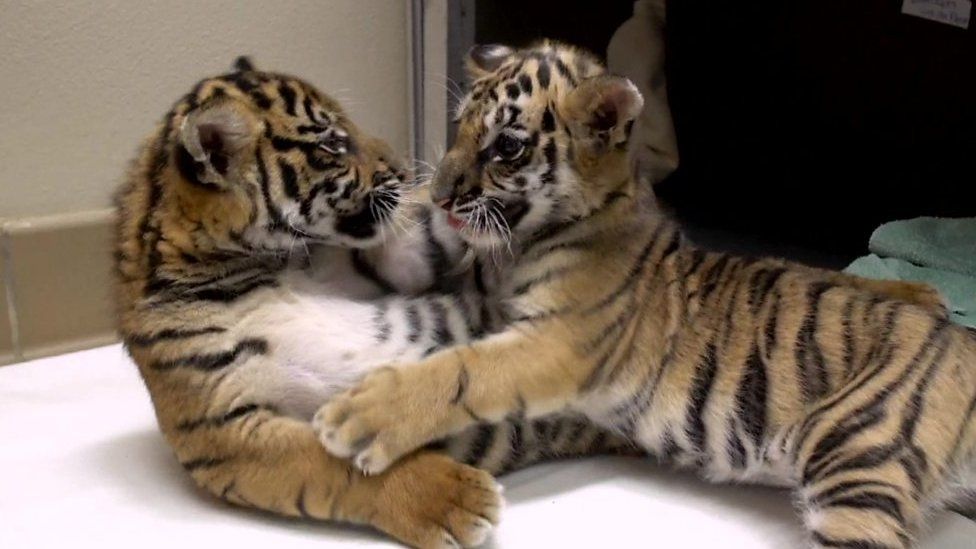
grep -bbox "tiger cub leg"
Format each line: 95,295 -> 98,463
945,489 -> 976,521
176,412 -> 501,548
792,414 -> 928,548
797,462 -> 922,549
443,415 -> 638,475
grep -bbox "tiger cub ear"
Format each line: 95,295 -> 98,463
465,44 -> 515,80
177,101 -> 256,189
562,75 -> 644,154
232,56 -> 256,73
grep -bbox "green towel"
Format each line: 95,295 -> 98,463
845,216 -> 976,328
845,254 -> 976,328
869,217 -> 976,277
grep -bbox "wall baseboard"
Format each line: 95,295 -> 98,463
0,209 -> 118,365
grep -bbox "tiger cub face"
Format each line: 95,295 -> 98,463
431,42 -> 644,250
170,59 -> 406,250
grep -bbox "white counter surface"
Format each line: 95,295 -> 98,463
2,345 -> 974,548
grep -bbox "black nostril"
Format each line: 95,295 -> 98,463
436,197 -> 454,210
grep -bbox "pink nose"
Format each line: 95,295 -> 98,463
436,198 -> 453,210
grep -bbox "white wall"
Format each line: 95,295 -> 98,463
0,0 -> 409,218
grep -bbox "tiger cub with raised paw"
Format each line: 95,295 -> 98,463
115,58 -> 504,548
317,42 -> 976,548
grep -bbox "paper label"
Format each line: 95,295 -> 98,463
902,0 -> 972,29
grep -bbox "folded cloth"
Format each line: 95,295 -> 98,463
846,254 -> 976,328
869,217 -> 976,277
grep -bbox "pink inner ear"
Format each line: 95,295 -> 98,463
592,100 -> 618,131
197,124 -> 228,175
590,82 -> 641,131
197,124 -> 225,155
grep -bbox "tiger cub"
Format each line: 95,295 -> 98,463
317,42 -> 976,548
114,58 -> 505,548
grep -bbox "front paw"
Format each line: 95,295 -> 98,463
313,367 -> 457,474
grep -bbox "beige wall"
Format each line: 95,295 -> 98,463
0,1 -> 412,364
0,0 -> 409,219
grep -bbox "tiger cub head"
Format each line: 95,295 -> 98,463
432,41 -> 643,250
136,57 -> 407,252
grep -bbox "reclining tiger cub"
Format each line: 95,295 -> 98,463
317,41 -> 976,548
114,58 -> 641,548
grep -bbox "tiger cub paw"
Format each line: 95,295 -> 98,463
314,366 -> 459,474
369,452 -> 503,548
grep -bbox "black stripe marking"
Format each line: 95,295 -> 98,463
405,304 -> 422,343
430,299 -> 454,347
185,277 -> 279,302
803,404 -> 887,483
727,420 -> 748,469
812,480 -> 900,503
373,302 -> 392,343
464,424 -> 496,465
511,265 -> 573,296
250,91 -> 272,110
499,421 -> 526,474
302,95 -> 316,122
698,255 -> 732,301
948,391 -> 976,463
423,212 -> 452,279
256,149 -> 286,229
686,341 -> 720,455
125,326 -> 226,347
278,82 -> 298,116
540,140 -> 558,184
541,107 -> 556,133
841,299 -> 856,377
176,403 -> 275,432
505,83 -> 520,100
821,492 -> 905,526
536,62 -> 551,89
685,249 -> 708,279
763,291 -> 781,360
798,309 -> 937,473
554,58 -> 576,85
297,124 -> 327,134
581,341 -> 625,393
811,531 -> 896,549
181,456 -> 228,471
795,282 -> 833,402
584,224 -> 664,314
295,484 -> 312,518
736,345 -> 768,451
748,267 -> 786,312
277,158 -> 301,200
152,338 -> 268,371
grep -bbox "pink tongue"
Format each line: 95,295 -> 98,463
446,215 -> 466,230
